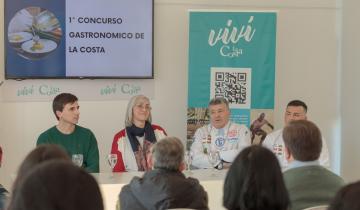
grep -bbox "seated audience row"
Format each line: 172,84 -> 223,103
4,124 -> 360,210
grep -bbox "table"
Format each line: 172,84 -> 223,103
92,169 -> 228,210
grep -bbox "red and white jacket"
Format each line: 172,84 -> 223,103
111,125 -> 167,172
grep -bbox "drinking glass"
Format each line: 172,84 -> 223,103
207,150 -> 220,176
107,154 -> 118,178
72,154 -> 83,167
186,139 -> 193,151
185,150 -> 194,175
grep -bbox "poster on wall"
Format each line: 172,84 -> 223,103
187,11 -> 277,144
4,0 -> 153,79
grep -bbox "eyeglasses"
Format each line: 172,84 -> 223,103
134,104 -> 152,111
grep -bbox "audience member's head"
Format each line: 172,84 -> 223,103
125,94 -> 152,127
9,160 -> 103,210
151,136 -> 185,171
52,93 -> 78,120
328,181 -> 360,210
223,145 -> 289,210
208,97 -> 230,129
283,120 -> 322,162
285,99 -> 308,124
8,144 -> 71,210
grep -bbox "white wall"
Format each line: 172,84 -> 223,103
341,0 -> 360,182
1,0 -> 344,189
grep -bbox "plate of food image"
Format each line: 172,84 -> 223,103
8,32 -> 33,44
21,38 -> 57,54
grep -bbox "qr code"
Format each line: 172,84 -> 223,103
210,67 -> 251,109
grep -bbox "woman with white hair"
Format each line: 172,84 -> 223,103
111,95 -> 167,172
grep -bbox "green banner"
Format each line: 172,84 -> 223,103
187,11 -> 277,143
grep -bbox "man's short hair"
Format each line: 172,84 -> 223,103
152,137 -> 184,171
283,120 -> 322,161
52,93 -> 78,120
287,100 -> 308,113
208,97 -> 229,109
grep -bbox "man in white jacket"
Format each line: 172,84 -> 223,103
263,100 -> 330,169
191,98 -> 251,169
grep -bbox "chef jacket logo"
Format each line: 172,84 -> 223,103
272,144 -> 283,156
228,129 -> 238,138
215,137 -> 225,148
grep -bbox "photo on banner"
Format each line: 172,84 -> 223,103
187,11 -> 277,144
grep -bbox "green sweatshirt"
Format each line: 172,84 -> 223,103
37,125 -> 100,173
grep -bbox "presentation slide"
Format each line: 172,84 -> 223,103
5,0 -> 153,79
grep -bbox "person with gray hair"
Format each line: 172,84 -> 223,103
111,95 -> 167,172
191,97 -> 251,169
119,137 -> 209,210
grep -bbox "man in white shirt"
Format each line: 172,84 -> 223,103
263,100 -> 329,169
191,98 -> 251,169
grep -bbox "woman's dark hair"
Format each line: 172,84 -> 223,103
328,181 -> 360,210
9,160 -> 103,210
223,145 -> 290,210
13,145 -> 70,189
8,145 -> 70,210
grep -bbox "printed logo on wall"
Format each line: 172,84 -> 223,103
187,11 -> 277,144
0,79 -> 154,102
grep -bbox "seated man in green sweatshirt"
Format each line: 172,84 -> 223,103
283,120 -> 344,210
37,93 -> 99,173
